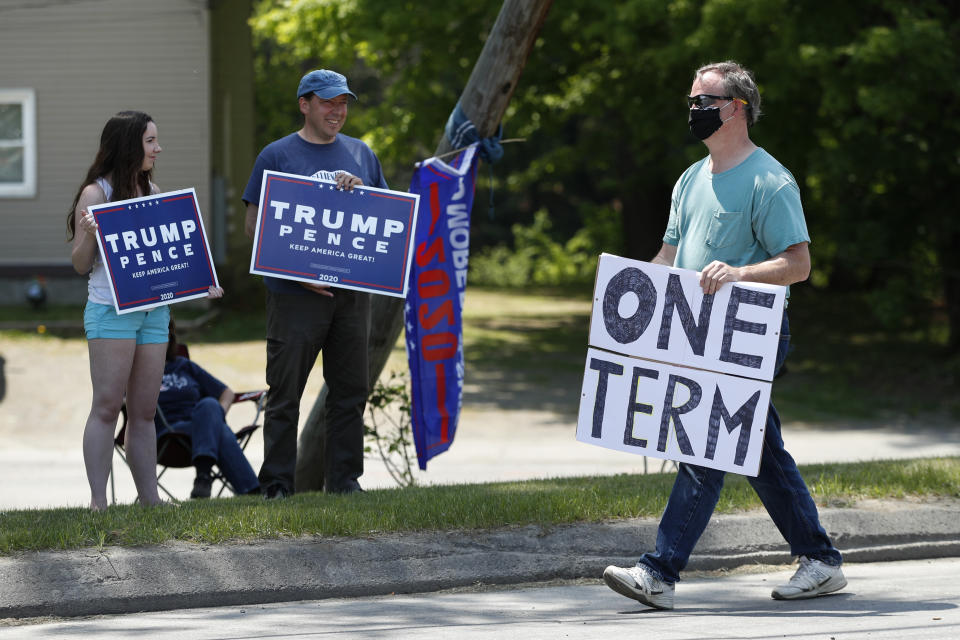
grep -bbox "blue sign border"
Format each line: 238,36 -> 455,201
89,188 -> 218,314
249,170 -> 420,298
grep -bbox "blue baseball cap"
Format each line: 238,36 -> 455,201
297,69 -> 358,100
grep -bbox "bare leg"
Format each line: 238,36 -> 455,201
123,342 -> 167,506
84,338 -> 137,511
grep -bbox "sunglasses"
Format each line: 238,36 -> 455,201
687,94 -> 748,109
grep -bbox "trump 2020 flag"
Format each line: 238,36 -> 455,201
405,143 -> 480,469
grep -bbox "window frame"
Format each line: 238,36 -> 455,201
0,88 -> 37,198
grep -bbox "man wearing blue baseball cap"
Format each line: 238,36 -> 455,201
242,69 -> 388,498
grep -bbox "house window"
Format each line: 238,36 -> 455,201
0,88 -> 37,198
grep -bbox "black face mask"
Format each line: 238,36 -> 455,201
688,107 -> 723,140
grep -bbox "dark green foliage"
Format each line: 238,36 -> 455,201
248,0 -> 960,346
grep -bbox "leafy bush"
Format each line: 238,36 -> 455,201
364,371 -> 417,488
469,207 -> 621,288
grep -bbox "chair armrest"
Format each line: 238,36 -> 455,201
233,390 -> 266,404
231,390 -> 268,429
234,424 -> 260,439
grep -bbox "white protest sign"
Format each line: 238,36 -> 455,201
576,254 -> 787,476
577,347 -> 771,475
589,253 -> 786,381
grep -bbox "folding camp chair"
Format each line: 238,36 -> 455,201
110,345 -> 267,504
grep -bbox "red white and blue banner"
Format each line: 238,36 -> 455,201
249,170 -> 420,298
405,144 -> 480,469
89,188 -> 219,314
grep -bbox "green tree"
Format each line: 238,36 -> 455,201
250,0 -> 960,348
251,0 -> 497,185
799,1 -> 960,348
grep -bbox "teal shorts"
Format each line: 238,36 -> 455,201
83,301 -> 170,344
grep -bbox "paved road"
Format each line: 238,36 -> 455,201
3,411 -> 959,510
2,558 -> 956,639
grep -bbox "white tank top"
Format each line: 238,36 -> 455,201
86,177 -> 114,305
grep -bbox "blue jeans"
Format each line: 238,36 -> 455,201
162,397 -> 260,495
638,313 -> 842,584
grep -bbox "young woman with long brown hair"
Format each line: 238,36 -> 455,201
68,111 -> 221,510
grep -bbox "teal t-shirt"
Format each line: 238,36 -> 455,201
663,148 -> 810,273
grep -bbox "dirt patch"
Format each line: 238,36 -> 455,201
0,334 -> 306,451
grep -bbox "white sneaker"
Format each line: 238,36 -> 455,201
772,556 -> 847,600
603,564 -> 675,610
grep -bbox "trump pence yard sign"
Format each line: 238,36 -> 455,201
249,170 -> 419,297
576,253 -> 787,476
89,188 -> 218,314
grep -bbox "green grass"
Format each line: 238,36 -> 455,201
1,458 -> 957,554
772,287 -> 960,422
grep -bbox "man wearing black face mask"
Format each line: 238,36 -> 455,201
602,61 -> 846,610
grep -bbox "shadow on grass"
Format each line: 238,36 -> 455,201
774,288 -> 960,424
462,312 -> 589,414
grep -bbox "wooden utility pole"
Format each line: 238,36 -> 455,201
296,0 -> 554,491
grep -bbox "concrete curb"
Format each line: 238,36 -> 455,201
1,500 -> 958,619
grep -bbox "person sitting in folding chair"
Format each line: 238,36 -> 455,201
157,320 -> 260,499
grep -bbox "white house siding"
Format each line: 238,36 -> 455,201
0,0 -> 210,271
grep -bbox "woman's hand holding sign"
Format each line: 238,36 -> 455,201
71,203 -> 103,275
78,210 -> 99,236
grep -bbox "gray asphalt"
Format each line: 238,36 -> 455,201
1,497 -> 958,621
4,558 -> 959,639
